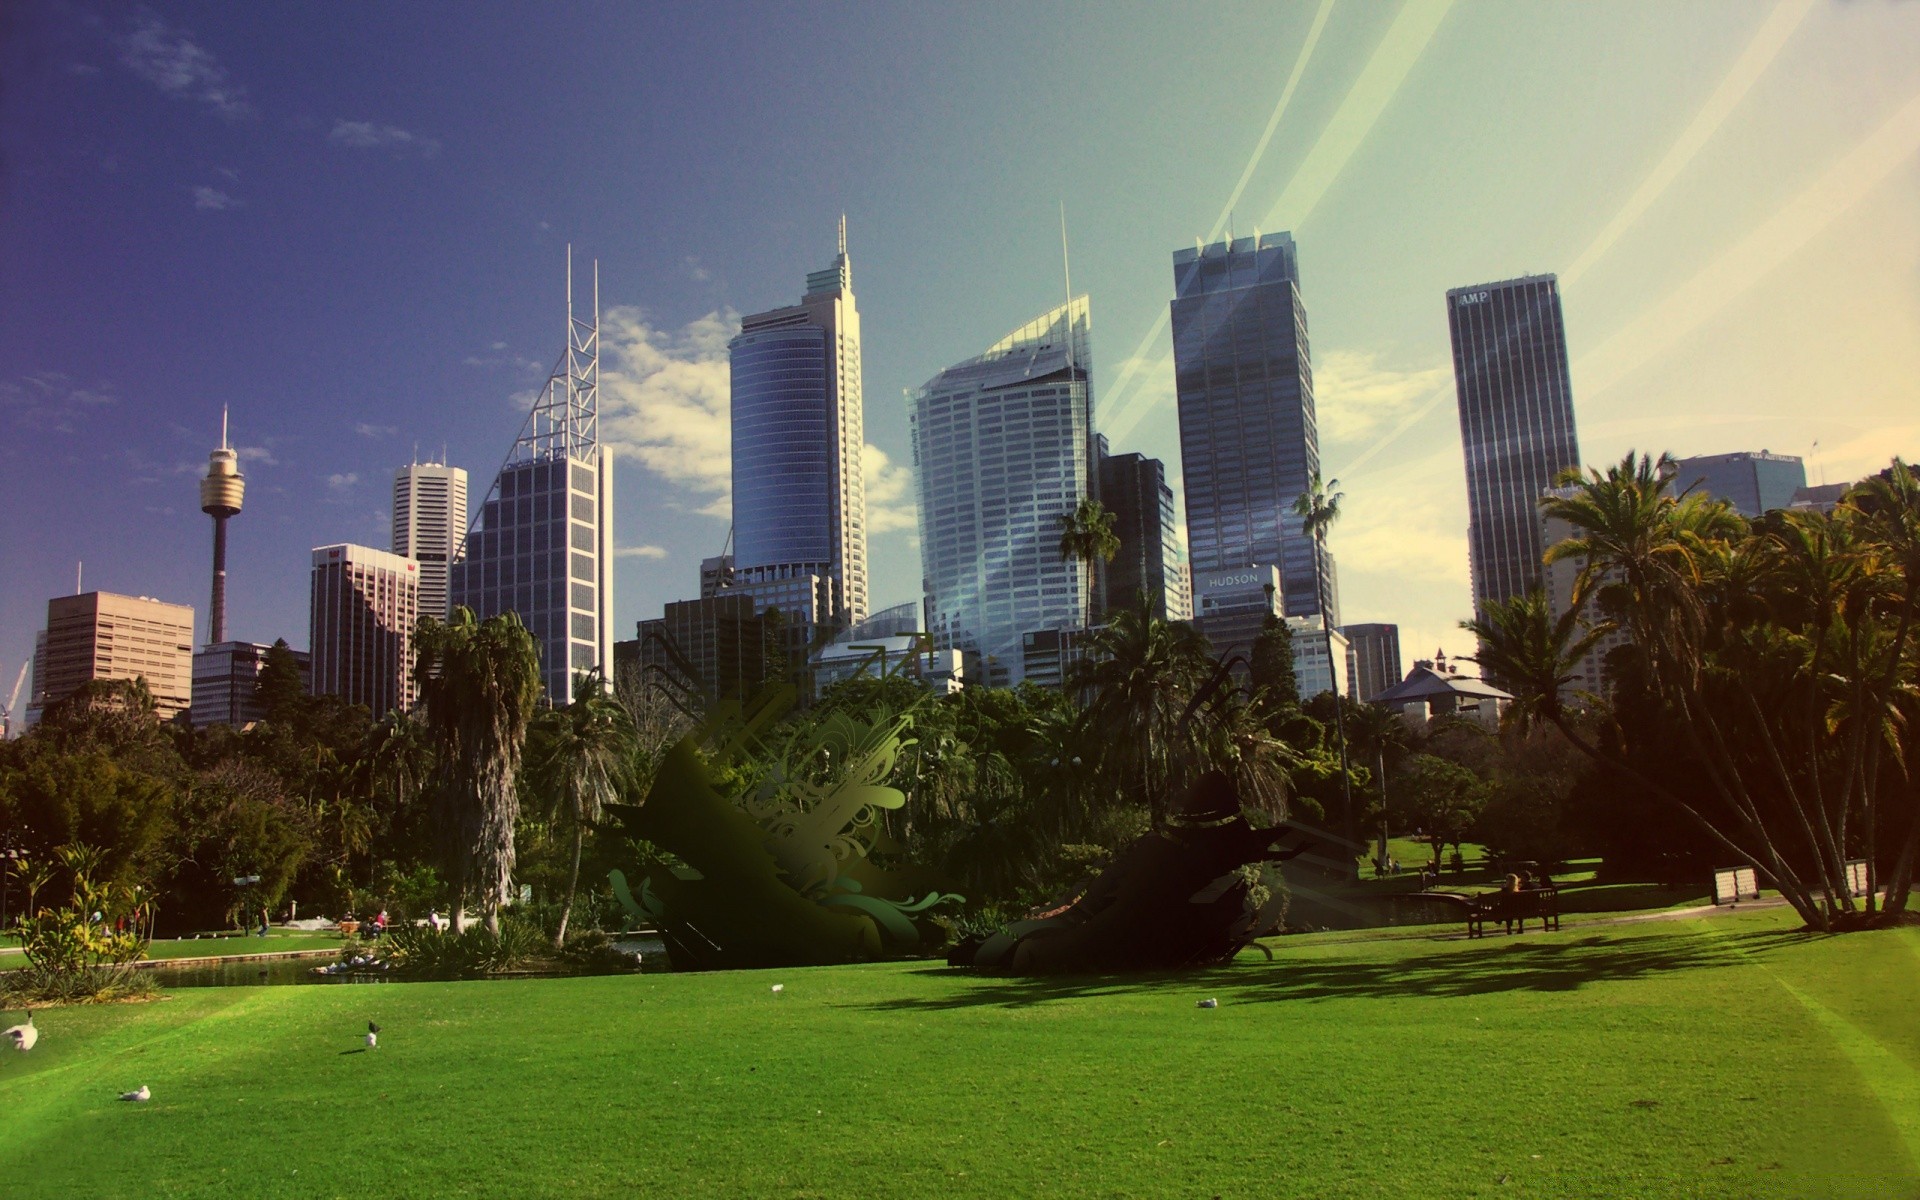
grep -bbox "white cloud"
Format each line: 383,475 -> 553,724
598,306 -> 738,518
863,443 -> 917,534
329,120 -> 441,157
354,422 -> 398,439
1314,349 -> 1452,446
0,373 -> 116,433
616,545 -> 670,560
120,14 -> 251,120
325,472 -> 359,497
236,445 -> 277,467
682,256 -> 712,283
192,186 -> 240,211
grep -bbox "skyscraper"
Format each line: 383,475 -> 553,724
1098,450 -> 1189,621
1172,232 -> 1335,625
1447,274 -> 1581,615
1670,450 -> 1805,517
1341,622 -> 1402,704
728,219 -> 867,633
40,591 -> 195,721
393,462 -> 469,621
450,252 -> 614,703
310,543 -> 418,718
911,298 -> 1096,686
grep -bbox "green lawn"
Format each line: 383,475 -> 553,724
2,908 -> 1915,1199
1,931 -> 346,966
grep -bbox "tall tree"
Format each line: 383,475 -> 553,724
413,608 -> 542,934
1070,593 -> 1213,823
1057,497 -> 1120,615
1475,453 -> 1920,929
528,670 -> 635,945
1294,470 -> 1357,874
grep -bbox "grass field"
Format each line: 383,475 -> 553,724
4,908 -> 1916,1198
1,930 -> 346,966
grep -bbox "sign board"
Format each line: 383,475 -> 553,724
1712,866 -> 1759,905
1845,859 -> 1870,898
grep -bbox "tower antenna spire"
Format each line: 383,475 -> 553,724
1059,200 -> 1075,372
221,404 -> 229,451
838,213 -> 847,258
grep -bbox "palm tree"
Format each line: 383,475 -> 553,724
1293,470 -> 1357,873
413,607 -> 543,935
1070,592 -> 1214,822
1057,497 -> 1121,617
529,670 -> 636,945
1346,700 -> 1411,869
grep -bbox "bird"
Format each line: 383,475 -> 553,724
770,984 -> 784,995
366,1021 -> 380,1050
1196,998 -> 1219,1009
120,1086 -> 150,1102
3,1012 -> 36,1052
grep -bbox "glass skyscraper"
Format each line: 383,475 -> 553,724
1446,273 -> 1581,615
1171,232 -> 1336,625
728,220 -> 868,632
451,253 -> 613,704
1098,450 -> 1190,622
1670,450 -> 1805,517
911,297 -> 1096,687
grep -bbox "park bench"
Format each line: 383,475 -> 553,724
1403,885 -> 1560,937
1465,885 -> 1559,937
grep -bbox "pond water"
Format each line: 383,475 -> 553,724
144,938 -> 670,988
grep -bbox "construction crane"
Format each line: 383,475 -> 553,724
2,661 -> 27,740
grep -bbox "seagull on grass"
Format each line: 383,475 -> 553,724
4,1012 -> 36,1052
120,1085 -> 150,1102
366,1021 -> 380,1050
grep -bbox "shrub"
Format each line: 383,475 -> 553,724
1,846 -> 155,1005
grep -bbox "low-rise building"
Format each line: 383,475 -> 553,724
39,591 -> 196,721
192,640 -> 310,728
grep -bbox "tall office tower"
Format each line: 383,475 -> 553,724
23,629 -> 48,731
192,640 -> 310,728
1099,451 -> 1190,621
636,595 -> 771,705
912,297 -> 1096,687
310,544 -> 419,718
393,462 -> 469,621
1447,274 -> 1582,616
39,592 -> 196,720
1670,450 -> 1805,517
450,251 -> 614,703
1172,232 -> 1336,626
1341,622 -> 1402,703
199,408 -> 244,645
729,218 -> 868,633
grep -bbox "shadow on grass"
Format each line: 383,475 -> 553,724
855,926 -> 1823,1013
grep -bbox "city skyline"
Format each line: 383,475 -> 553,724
4,3 -> 1919,692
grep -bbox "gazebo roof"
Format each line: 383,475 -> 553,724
1370,665 -> 1513,705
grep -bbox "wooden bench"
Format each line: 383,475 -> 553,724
1465,886 -> 1559,937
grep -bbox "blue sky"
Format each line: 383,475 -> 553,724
3,1 -> 1918,703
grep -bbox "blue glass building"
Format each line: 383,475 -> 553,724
1171,232 -> 1336,625
727,221 -> 868,632
1671,450 -> 1806,517
911,298 -> 1095,687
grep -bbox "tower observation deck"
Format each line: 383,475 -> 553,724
199,408 -> 245,645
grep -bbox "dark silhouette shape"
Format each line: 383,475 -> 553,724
953,771 -> 1313,974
